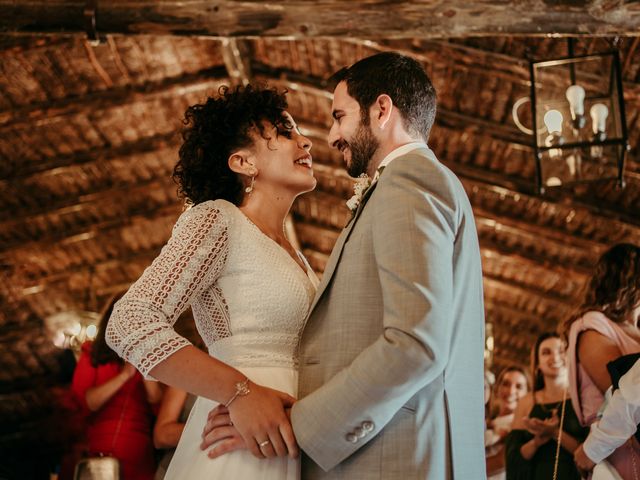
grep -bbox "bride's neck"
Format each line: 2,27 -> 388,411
240,190 -> 293,240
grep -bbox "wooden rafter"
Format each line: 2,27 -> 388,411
221,38 -> 252,86
0,66 -> 228,131
1,1 -> 640,38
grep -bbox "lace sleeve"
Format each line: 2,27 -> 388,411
105,201 -> 230,378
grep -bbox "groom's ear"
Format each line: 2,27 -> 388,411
373,94 -> 393,130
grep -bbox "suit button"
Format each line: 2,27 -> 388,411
354,427 -> 366,438
345,433 -> 358,443
362,421 -> 375,432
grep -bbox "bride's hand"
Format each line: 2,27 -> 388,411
202,384 -> 299,460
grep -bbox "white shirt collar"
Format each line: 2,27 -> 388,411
373,141 -> 429,181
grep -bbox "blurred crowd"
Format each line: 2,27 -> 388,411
485,243 -> 640,480
50,242 -> 640,479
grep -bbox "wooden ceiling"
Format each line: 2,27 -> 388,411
1,0 -> 640,466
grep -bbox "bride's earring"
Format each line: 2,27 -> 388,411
245,168 -> 256,194
245,176 -> 255,194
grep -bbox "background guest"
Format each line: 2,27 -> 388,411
486,366 -> 530,480
505,333 -> 586,479
71,294 -> 162,480
564,243 -> 640,478
153,386 -> 197,479
573,357 -> 640,476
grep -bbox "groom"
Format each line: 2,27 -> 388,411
205,52 -> 486,479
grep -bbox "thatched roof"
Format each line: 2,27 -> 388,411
1,1 -> 640,463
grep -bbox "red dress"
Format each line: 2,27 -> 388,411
71,342 -> 156,480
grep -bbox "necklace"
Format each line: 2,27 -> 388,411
535,390 -> 566,415
552,387 -> 568,480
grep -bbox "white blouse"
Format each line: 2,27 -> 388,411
106,199 -> 317,377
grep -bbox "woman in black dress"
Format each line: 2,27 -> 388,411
505,333 -> 588,480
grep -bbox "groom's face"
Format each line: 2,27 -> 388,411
329,81 -> 379,177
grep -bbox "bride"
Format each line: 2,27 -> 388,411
106,84 -> 317,479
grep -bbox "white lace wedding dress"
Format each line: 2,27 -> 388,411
107,199 -> 318,480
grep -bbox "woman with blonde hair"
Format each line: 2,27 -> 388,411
486,365 -> 530,479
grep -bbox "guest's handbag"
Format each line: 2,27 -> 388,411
73,369 -> 132,480
73,455 -> 120,480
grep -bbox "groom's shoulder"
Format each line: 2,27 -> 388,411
388,148 -> 461,192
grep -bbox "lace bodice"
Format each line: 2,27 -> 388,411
106,199 -> 317,377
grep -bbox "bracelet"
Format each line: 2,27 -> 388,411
224,377 -> 250,408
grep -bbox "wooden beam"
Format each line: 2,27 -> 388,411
480,245 -> 587,301
0,176 -> 176,250
0,66 -> 228,131
1,1 -> 640,38
18,247 -> 162,301
483,277 -> 572,326
221,38 -> 251,86
0,131 -> 178,188
463,177 -> 640,244
0,199 -> 180,259
475,215 -> 596,274
485,299 -> 548,336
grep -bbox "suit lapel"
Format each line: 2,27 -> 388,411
303,181 -> 380,323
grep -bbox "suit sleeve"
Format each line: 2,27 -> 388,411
291,159 -> 459,471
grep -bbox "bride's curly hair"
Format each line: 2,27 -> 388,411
173,84 -> 289,206
562,243 -> 640,337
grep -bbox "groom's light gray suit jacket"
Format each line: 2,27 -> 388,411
291,146 -> 486,479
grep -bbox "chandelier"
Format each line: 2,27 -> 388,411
513,40 -> 629,194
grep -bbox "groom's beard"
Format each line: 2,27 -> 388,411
344,123 -> 379,178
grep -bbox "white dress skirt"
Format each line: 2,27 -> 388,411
165,366 -> 300,480
107,200 -> 317,480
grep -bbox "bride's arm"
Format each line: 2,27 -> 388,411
106,202 -> 297,459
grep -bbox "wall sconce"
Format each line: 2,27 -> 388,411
513,41 -> 629,193
46,268 -> 100,355
47,310 -> 100,354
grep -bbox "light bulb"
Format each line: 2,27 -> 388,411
546,177 -> 562,187
52,330 -> 66,348
86,324 -> 98,340
566,85 -> 585,118
590,103 -> 609,134
543,110 -> 563,135
69,321 -> 82,336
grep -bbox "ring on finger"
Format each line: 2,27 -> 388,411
258,440 -> 270,448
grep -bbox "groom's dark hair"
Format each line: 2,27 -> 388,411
330,52 -> 437,141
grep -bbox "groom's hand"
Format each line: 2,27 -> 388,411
573,444 -> 596,476
200,405 -> 246,458
201,385 -> 299,460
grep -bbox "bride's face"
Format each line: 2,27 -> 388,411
249,112 -> 316,197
